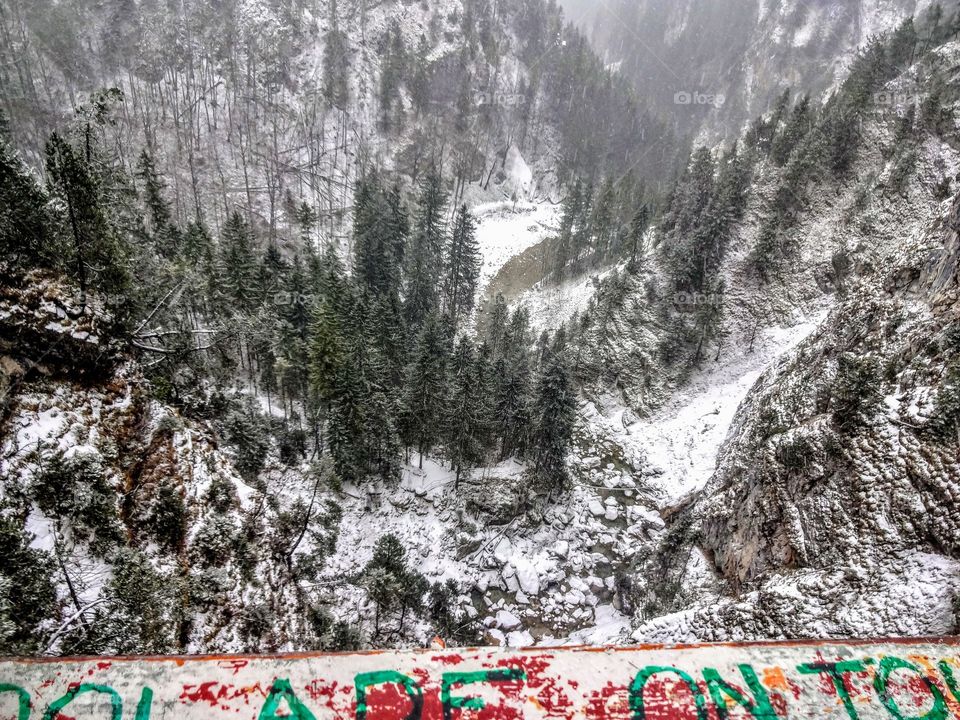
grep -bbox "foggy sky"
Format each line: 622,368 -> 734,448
556,0 -> 603,28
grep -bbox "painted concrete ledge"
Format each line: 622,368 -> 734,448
1,637 -> 959,719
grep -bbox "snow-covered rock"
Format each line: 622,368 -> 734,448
495,610 -> 522,630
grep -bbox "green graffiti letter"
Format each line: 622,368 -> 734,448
42,684 -> 121,720
355,671 -> 422,720
0,684 -> 30,720
873,656 -> 948,720
798,660 -> 869,720
134,688 -> 153,720
629,666 -> 709,720
259,679 -> 316,720
937,661 -> 960,703
703,665 -> 779,720
441,669 -> 525,720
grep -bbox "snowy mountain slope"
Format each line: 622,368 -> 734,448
606,43 -> 960,643
633,188 -> 960,642
580,0 -> 945,141
570,36 -> 960,416
0,0 -> 678,250
0,352 -> 358,654
587,305 -> 829,507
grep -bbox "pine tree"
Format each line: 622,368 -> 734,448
553,180 -> 586,281
759,89 -> 791,153
0,518 -> 58,655
486,292 -> 509,358
258,243 -> 288,307
446,338 -> 482,487
181,218 -> 219,314
627,203 -> 649,269
428,579 -> 458,638
327,300 -> 401,485
771,96 -> 813,166
443,204 -> 481,326
496,309 -> 533,459
822,97 -> 863,180
530,338 -> 576,494
353,173 -> 407,300
378,22 -> 408,133
309,248 -> 349,444
362,534 -> 426,638
183,218 -> 213,268
410,35 -> 432,114
0,132 -> 50,271
386,181 -> 409,290
404,167 -> 448,329
472,341 -> 497,455
888,17 -> 918,66
920,76 -> 955,137
691,278 -> 726,366
665,147 -> 715,240
928,360 -> 960,442
323,0 -> 350,108
89,548 -> 174,655
590,178 -> 617,261
399,312 -> 450,468
315,282 -> 402,485
296,202 -> 318,245
136,149 -> 179,259
223,399 -> 272,481
369,292 -> 409,392
219,211 -> 258,312
685,144 -> 754,294
45,132 -> 129,295
662,147 -> 718,293
326,349 -> 369,484
830,353 -> 881,432
282,255 -> 312,342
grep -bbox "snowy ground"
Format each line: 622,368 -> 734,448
518,269 -> 613,333
317,302 -> 834,647
472,201 -> 559,304
589,303 -> 831,506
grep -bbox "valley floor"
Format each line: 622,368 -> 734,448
317,206 -> 835,646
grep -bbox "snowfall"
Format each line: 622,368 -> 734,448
318,200 -> 832,648
1,180 -> 855,650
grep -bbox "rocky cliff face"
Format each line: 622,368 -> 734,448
554,30 -> 960,642
631,148 -> 960,644
701,197 -> 960,579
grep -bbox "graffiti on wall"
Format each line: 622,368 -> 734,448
2,637 -> 959,719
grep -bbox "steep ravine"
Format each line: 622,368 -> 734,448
632,190 -> 960,645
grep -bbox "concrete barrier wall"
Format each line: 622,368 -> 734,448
2,637 -> 959,719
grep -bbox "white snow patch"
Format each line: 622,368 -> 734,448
560,604 -> 631,645
495,609 -> 522,630
473,202 -> 559,305
598,303 -> 830,504
502,145 -> 534,200
519,269 -> 614,332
